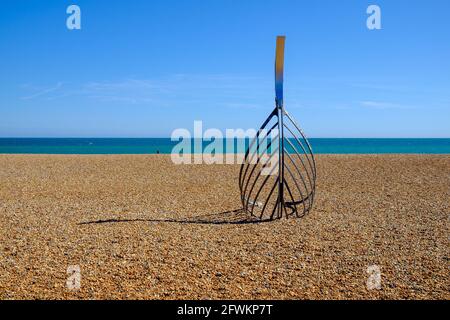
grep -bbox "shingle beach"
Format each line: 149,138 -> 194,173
0,154 -> 448,299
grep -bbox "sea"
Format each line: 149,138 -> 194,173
0,138 -> 449,154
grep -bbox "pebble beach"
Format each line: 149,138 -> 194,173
0,154 -> 448,299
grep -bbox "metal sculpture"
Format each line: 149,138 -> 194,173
239,36 -> 316,220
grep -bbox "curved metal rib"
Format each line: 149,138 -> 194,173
239,110 -> 278,191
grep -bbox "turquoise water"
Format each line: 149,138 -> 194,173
0,138 -> 449,154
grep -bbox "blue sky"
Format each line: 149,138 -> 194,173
0,0 -> 449,137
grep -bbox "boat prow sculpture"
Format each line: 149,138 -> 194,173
239,36 -> 317,220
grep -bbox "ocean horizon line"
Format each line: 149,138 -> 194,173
0,138 -> 449,154
1,137 -> 449,139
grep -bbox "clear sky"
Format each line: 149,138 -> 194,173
0,0 -> 449,138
